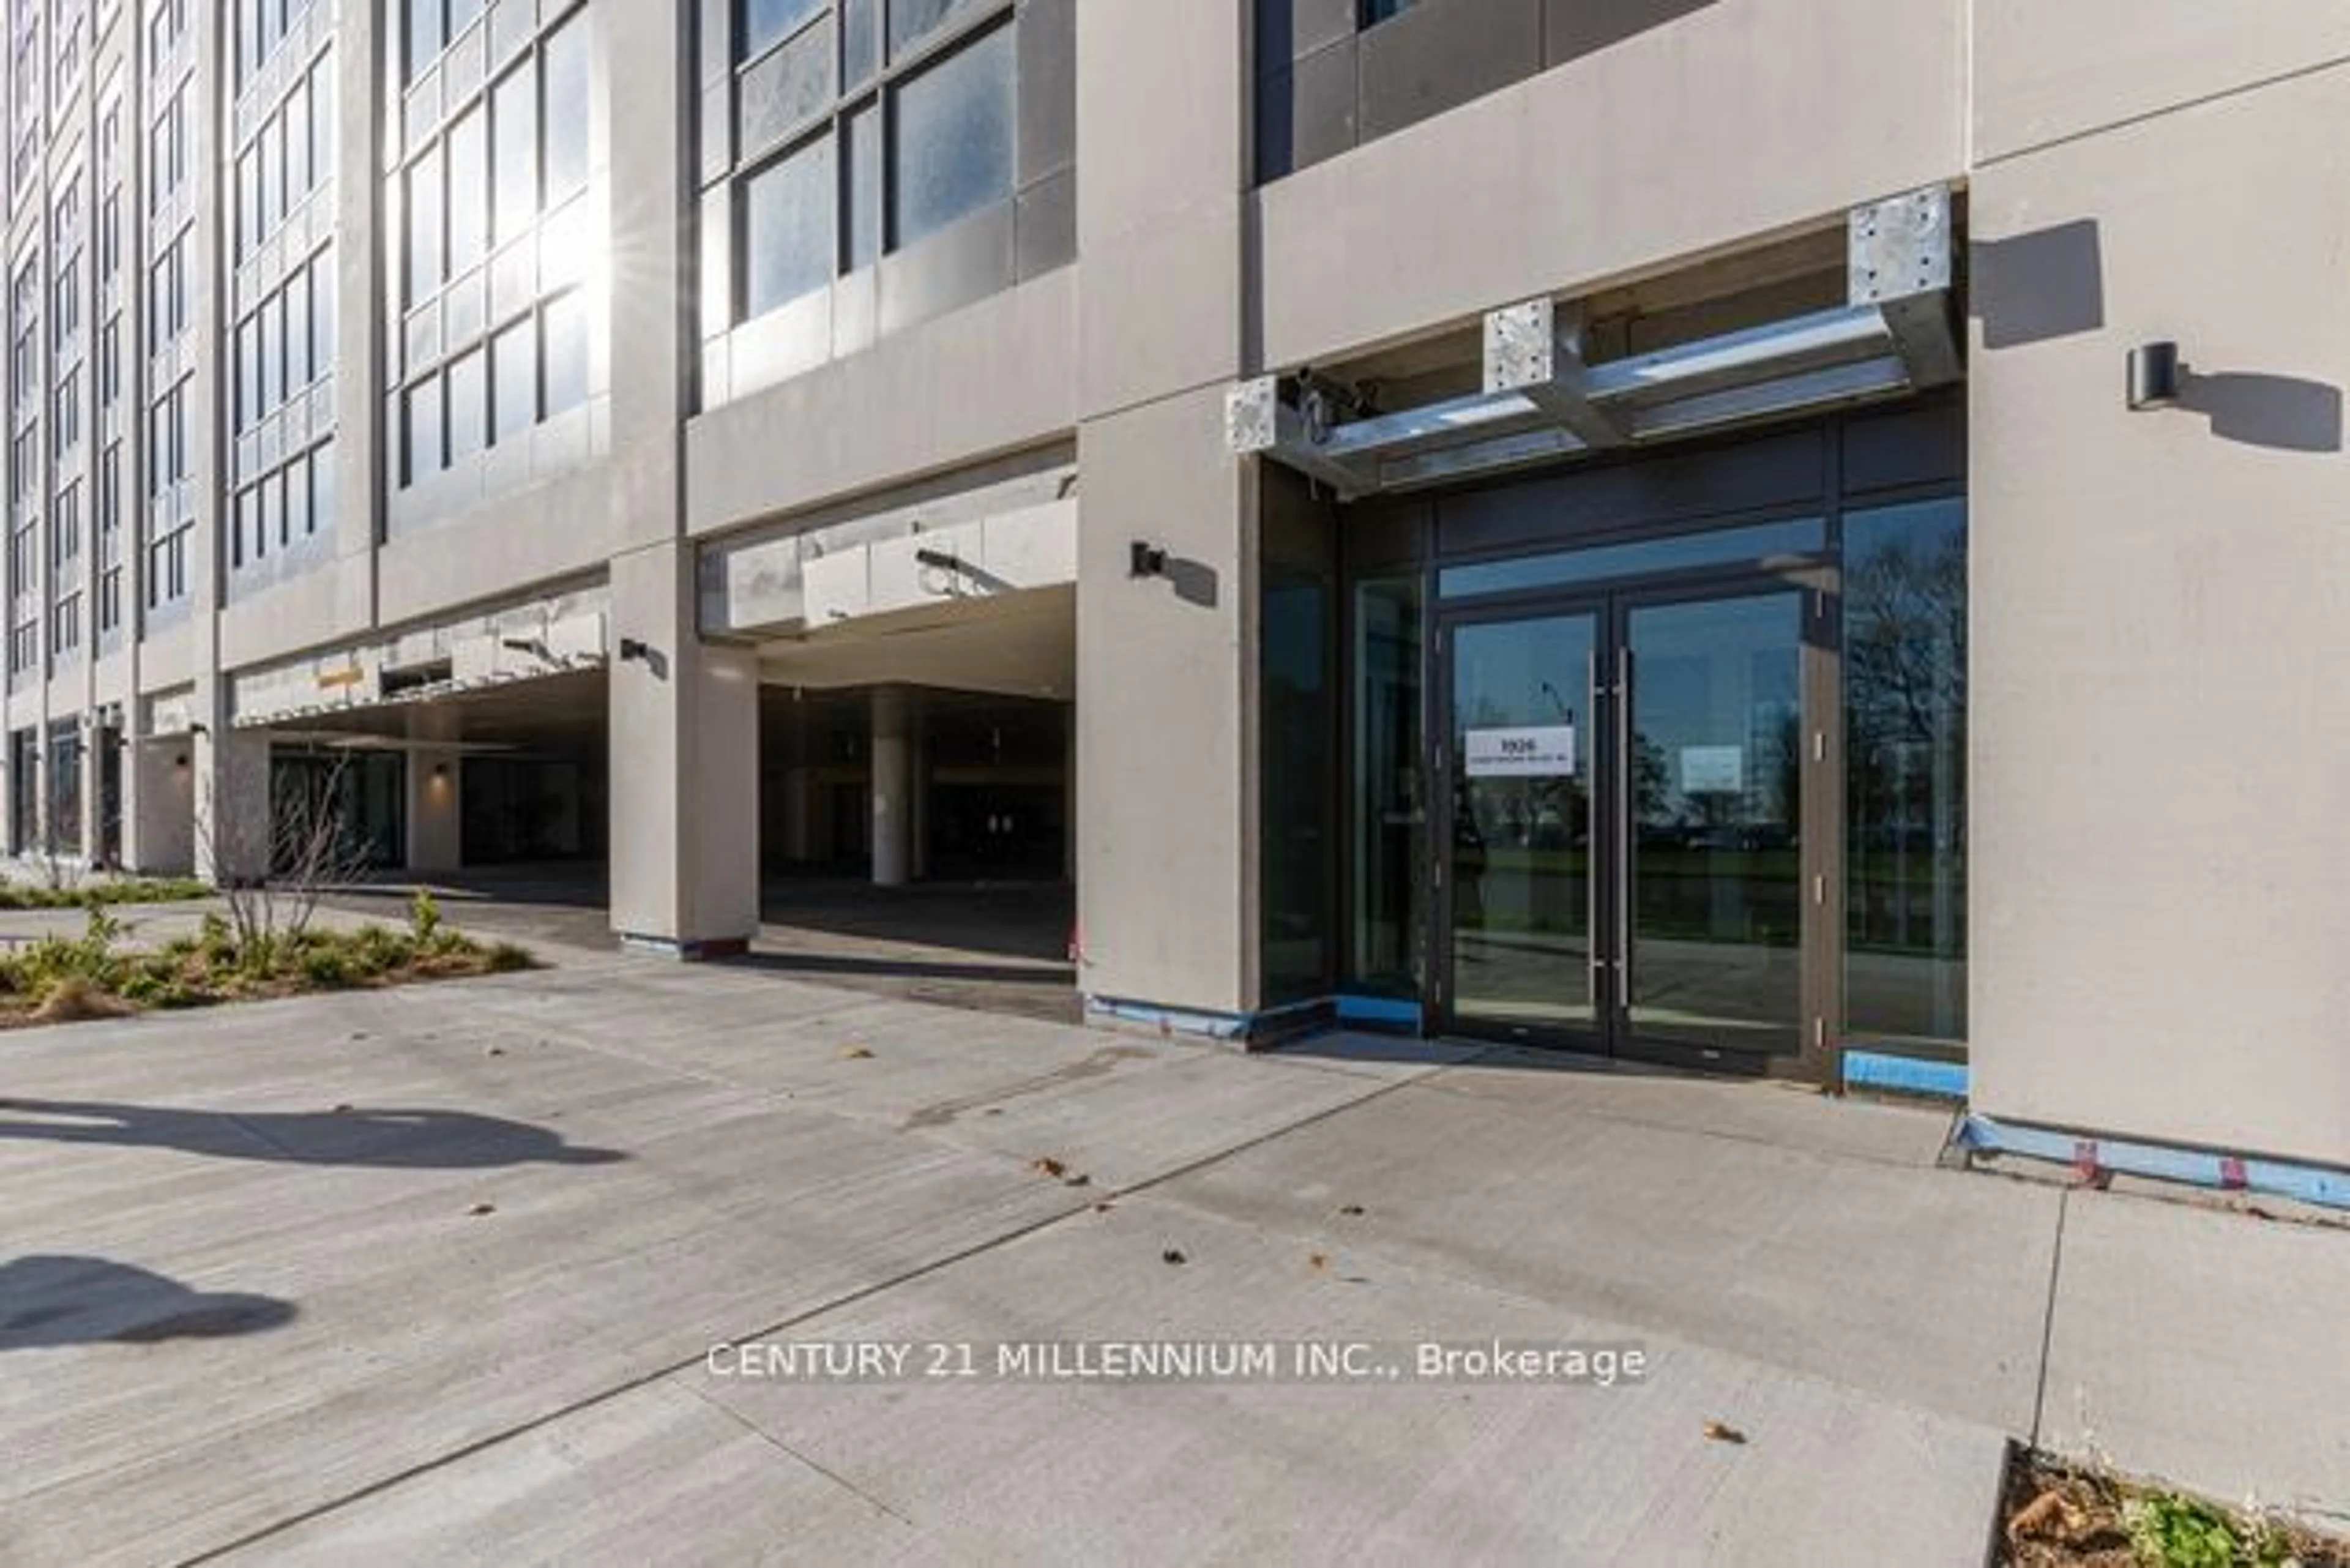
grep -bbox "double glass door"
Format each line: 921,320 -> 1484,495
1440,583 -> 1808,1064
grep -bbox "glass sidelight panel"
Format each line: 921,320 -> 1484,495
1350,575 -> 1423,998
1844,499 -> 1968,1044
1625,593 -> 1804,1056
1449,613 -> 1598,1035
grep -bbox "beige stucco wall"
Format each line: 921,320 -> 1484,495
1254,0 -> 1965,372
1069,0 -> 1259,1017
1075,386 -> 1257,1014
1968,51 -> 2350,1163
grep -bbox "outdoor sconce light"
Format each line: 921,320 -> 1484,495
617,637 -> 653,663
173,754 -> 188,769
188,721 -> 209,737
1129,541 -> 1169,579
433,762 -> 449,780
2127,342 -> 2182,411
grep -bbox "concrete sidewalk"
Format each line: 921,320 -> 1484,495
0,952 -> 2343,1564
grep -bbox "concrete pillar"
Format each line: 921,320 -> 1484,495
406,747 -> 463,875
127,739 -> 195,876
608,540 -> 761,956
1074,2 -> 1256,1018
870,685 -> 911,887
193,707 -> 271,887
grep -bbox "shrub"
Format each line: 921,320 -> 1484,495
409,889 -> 442,943
485,941 -> 534,974
298,946 -> 353,987
349,924 -> 408,978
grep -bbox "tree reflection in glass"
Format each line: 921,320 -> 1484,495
1843,499 -> 1968,1044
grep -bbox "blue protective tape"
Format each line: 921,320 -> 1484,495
1960,1114 -> 2350,1212
1841,1050 -> 1969,1101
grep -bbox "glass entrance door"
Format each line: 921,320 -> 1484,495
1621,591 -> 1806,1059
1444,611 -> 1600,1040
1439,585 -> 1808,1061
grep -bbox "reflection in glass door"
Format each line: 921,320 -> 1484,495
1622,592 -> 1805,1058
1445,613 -> 1598,1038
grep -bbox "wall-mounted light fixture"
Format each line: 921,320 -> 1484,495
1129,541 -> 1169,579
2127,342 -> 2182,411
173,753 -> 188,769
188,721 -> 210,737
617,637 -> 653,663
433,761 -> 450,780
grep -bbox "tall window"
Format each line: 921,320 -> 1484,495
48,728 -> 81,854
392,2 -> 594,496
730,1 -> 1015,324
1843,498 -> 1968,1045
7,729 -> 34,851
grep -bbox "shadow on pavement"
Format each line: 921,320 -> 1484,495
0,1099 -> 627,1169
1266,1034 -> 1710,1078
0,1256 -> 297,1350
722,951 -> 1075,987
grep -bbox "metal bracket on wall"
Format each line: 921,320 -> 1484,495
1226,182 -> 1963,499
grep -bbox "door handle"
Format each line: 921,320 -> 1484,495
1587,647 -> 1603,993
1616,644 -> 1633,1000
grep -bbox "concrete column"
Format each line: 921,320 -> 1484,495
112,730 -> 141,872
406,748 -> 463,875
80,726 -> 104,868
608,540 -> 761,955
1074,2 -> 1256,1019
127,739 -> 195,876
870,686 -> 911,887
193,702 -> 271,887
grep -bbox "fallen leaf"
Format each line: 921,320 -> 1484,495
1337,1204 -> 1367,1217
1062,1173 -> 1092,1188
1092,1201 -> 1116,1213
330,1103 -> 353,1114
2007,1488 -> 2070,1540
1308,1253 -> 1330,1272
1030,1156 -> 1069,1179
485,1046 -> 505,1057
838,1045 -> 874,1060
467,1202 -> 497,1217
1701,1421 -> 1747,1445
1161,1248 -> 1187,1266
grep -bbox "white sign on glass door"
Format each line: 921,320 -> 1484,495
1465,726 -> 1577,778
1679,745 -> 1746,794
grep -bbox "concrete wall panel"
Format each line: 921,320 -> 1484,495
687,269 -> 1079,535
1968,66 -> 2350,1165
1076,386 -> 1255,1014
1076,0 -> 1247,414
1974,0 -> 2350,165
1255,0 -> 1964,370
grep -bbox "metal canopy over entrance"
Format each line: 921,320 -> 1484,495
1227,185 -> 1960,499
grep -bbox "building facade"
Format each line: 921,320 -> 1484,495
4,0 -> 2346,1170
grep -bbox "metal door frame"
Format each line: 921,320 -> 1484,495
1430,563 -> 1834,1073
